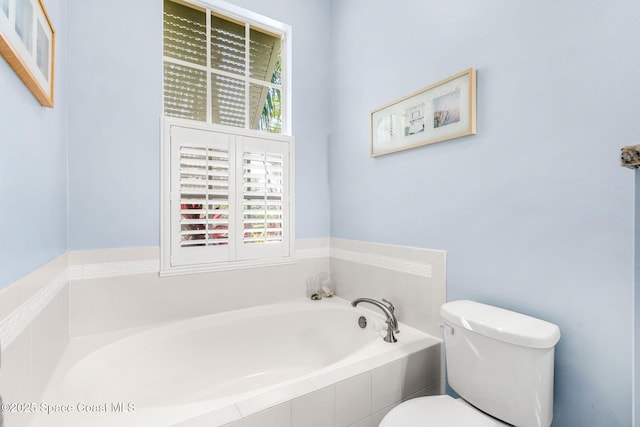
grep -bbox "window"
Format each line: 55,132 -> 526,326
163,0 -> 288,133
161,0 -> 293,275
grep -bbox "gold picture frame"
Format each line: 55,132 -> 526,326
0,0 -> 55,107
370,68 -> 476,157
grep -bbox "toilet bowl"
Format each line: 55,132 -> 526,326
379,395 -> 509,427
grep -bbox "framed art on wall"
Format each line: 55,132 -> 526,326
370,68 -> 476,157
0,0 -> 55,107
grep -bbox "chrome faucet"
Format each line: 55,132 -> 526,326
351,298 -> 399,343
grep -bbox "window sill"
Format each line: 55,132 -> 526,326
159,257 -> 297,277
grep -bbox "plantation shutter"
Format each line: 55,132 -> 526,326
170,125 -> 235,266
238,136 -> 289,260
167,122 -> 291,270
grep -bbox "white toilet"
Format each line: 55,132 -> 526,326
380,300 -> 561,427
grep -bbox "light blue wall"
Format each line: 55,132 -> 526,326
66,0 -> 331,250
66,0 -> 162,249
328,1 -> 638,426
0,0 -> 67,289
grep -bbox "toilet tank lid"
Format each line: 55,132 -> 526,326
441,300 -> 561,349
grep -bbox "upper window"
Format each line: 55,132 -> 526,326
163,0 -> 288,134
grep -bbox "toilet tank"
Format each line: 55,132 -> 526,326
441,300 -> 561,427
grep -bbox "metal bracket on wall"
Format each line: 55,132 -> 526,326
621,144 -> 640,169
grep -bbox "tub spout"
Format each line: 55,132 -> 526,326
351,298 -> 399,343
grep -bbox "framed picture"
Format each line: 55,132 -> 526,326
370,68 -> 476,157
0,0 -> 55,107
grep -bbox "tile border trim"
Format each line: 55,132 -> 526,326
0,269 -> 68,349
330,247 -> 432,278
69,260 -> 160,280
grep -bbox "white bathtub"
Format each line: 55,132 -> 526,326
32,298 -> 441,427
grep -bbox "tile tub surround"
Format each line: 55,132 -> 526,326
0,239 -> 329,427
330,238 -> 446,337
171,339 -> 443,427
69,240 -> 330,337
0,237 -> 446,427
0,268 -> 71,426
0,254 -> 69,349
0,236 -> 441,345
28,299 -> 443,427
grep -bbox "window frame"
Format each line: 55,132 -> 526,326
163,0 -> 292,135
160,0 -> 295,276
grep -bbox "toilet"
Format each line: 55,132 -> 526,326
380,300 -> 561,427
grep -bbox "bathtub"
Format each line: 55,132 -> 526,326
31,298 -> 441,427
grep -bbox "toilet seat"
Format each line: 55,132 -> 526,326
379,395 -> 510,427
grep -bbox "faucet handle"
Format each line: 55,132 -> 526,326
382,299 -> 400,334
382,298 -> 395,312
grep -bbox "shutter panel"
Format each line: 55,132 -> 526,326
237,136 -> 289,260
170,126 -> 234,266
242,151 -> 284,244
179,145 -> 230,246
